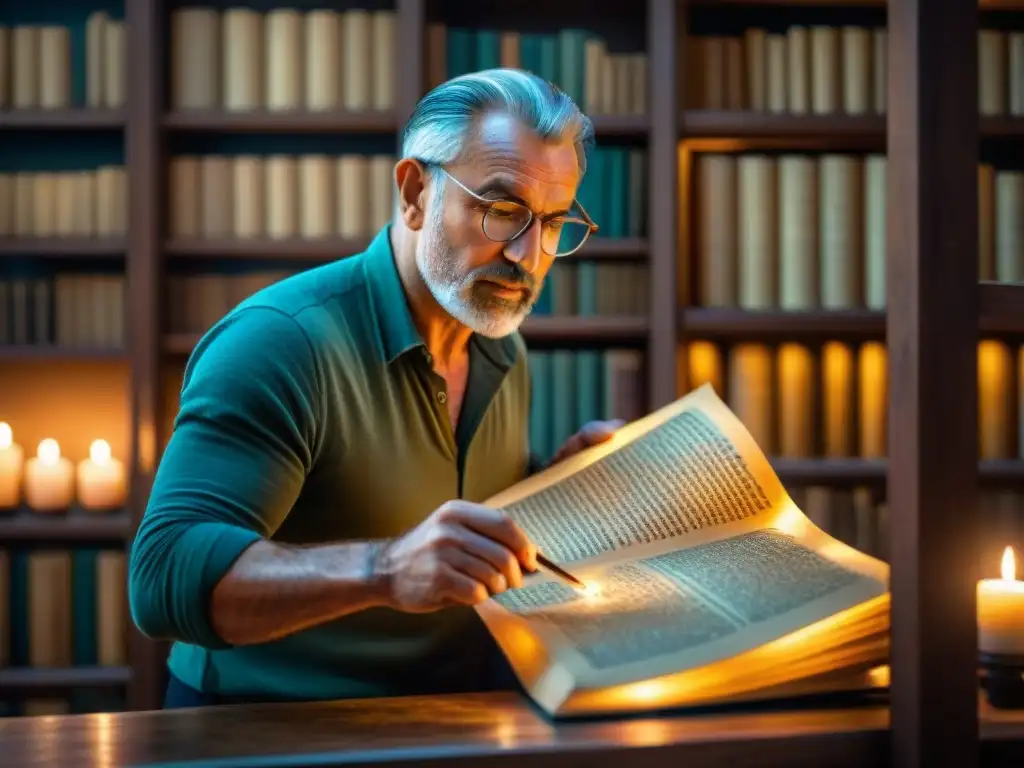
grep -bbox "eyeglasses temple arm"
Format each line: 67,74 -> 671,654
574,198 -> 599,233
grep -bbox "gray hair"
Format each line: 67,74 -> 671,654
401,68 -> 595,179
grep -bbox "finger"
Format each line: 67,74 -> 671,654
440,567 -> 490,606
444,547 -> 508,595
578,419 -> 625,445
454,527 -> 525,589
441,503 -> 537,572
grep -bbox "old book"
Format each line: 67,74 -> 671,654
476,384 -> 890,718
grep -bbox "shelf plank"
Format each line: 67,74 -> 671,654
164,237 -> 648,261
164,237 -> 373,260
979,281 -> 1024,334
680,308 -> 886,339
686,0 -> 1022,7
589,113 -> 650,136
0,508 -> 132,542
981,116 -> 1024,137
772,458 -> 1024,486
679,113 -> 1024,142
574,237 -> 649,260
0,238 -> 126,257
164,316 -> 649,356
162,109 -> 398,132
0,108 -> 126,129
521,315 -> 649,344
680,111 -> 887,141
0,666 -> 132,690
0,345 -> 127,362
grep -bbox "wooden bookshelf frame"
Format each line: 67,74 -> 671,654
1,0 -> 1022,764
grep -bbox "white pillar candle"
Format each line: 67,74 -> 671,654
978,546 -> 1024,656
0,422 -> 24,509
77,439 -> 127,511
23,439 -> 75,512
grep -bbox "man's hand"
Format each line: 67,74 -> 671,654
375,501 -> 538,613
548,419 -> 625,467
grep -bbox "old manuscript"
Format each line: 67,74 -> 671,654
477,384 -> 890,718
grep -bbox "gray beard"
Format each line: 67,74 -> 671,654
415,207 -> 536,338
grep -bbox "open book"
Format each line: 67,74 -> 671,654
476,383 -> 890,718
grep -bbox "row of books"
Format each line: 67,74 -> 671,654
691,153 -> 1024,310
0,548 -> 126,669
168,154 -> 394,241
682,338 -> 1024,461
537,146 -> 647,317
0,547 -> 126,717
684,27 -> 1024,117
790,485 -> 1021,568
0,275 -> 125,349
692,152 -> 886,310
684,27 -> 887,115
165,260 -> 648,339
170,7 -> 395,113
0,14 -> 125,111
0,168 -> 127,240
528,348 -> 645,463
427,25 -> 647,117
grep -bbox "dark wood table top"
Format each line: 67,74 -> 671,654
1,691 -> 1022,768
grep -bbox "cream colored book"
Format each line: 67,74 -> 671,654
476,383 -> 890,718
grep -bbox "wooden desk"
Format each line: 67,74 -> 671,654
2,691 -> 1022,767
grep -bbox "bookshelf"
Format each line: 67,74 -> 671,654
0,0 -> 1019,761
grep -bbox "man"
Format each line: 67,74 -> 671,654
129,68 -> 621,708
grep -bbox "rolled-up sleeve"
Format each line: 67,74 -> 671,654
128,306 -> 321,649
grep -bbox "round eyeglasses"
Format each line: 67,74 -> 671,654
480,199 -> 596,257
434,165 -> 599,257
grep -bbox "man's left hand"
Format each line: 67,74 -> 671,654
548,419 -> 625,466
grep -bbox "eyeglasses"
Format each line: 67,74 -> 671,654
431,165 -> 598,258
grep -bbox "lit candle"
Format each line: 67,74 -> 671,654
0,422 -> 24,509
23,439 -> 75,512
76,439 -> 127,511
978,546 -> 1024,656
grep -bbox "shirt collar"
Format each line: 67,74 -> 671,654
363,225 -> 520,372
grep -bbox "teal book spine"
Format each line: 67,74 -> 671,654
73,549 -> 98,666
446,27 -> 476,78
604,148 -> 628,238
474,30 -> 501,70
528,351 -> 553,462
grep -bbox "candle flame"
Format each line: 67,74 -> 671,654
0,422 -> 10,450
38,438 -> 60,464
90,439 -> 111,465
1001,546 -> 1016,582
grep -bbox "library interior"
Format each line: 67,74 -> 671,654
0,0 -> 1023,765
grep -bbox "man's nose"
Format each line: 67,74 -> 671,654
502,218 -> 544,274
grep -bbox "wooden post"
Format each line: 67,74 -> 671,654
126,0 -> 167,712
886,0 -> 980,765
647,0 -> 679,409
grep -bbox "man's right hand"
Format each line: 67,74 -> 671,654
375,501 -> 539,613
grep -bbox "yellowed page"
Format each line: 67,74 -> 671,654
477,384 -> 890,715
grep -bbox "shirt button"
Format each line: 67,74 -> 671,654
437,391 -> 448,405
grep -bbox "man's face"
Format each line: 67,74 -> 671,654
415,112 -> 581,338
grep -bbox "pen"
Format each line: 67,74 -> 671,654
536,552 -> 586,590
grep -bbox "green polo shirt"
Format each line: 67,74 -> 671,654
128,225 -> 533,700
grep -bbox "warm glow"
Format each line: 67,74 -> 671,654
37,439 -> 60,464
0,422 -> 10,450
90,439 -> 112,465
624,680 -> 669,703
1001,546 -> 1017,582
582,581 -> 602,597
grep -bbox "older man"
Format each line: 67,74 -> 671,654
129,68 -> 619,708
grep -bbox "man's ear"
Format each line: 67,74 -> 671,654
395,158 -> 428,231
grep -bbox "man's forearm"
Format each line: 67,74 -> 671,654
209,538 -> 392,646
